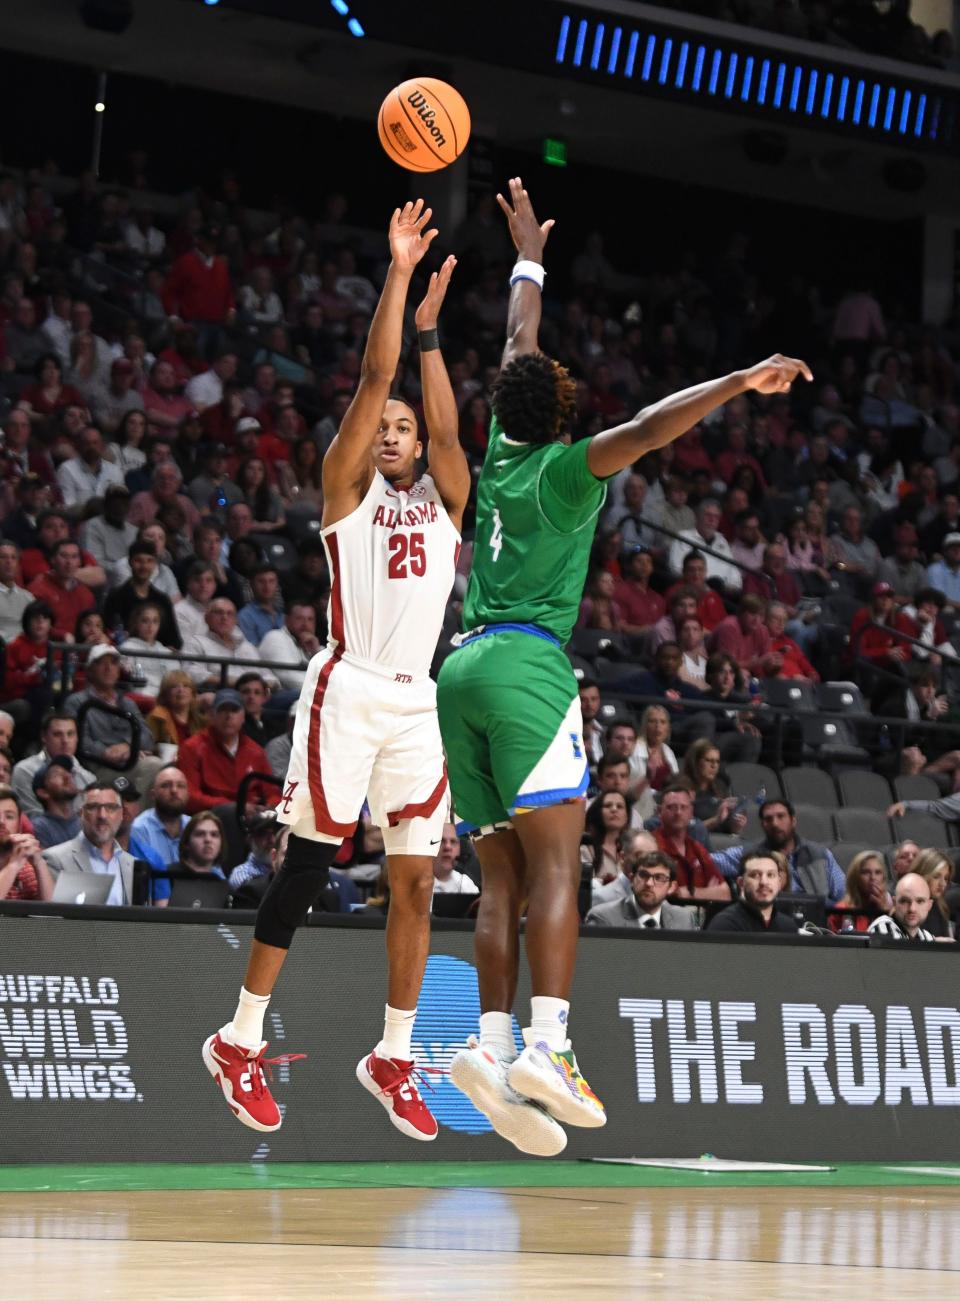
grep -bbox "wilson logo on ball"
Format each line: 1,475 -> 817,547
407,92 -> 447,148
378,77 -> 471,173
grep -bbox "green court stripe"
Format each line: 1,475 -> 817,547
3,1161 -> 960,1193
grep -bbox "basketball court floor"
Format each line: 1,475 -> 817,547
2,1161 -> 958,1298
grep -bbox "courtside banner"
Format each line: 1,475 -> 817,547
0,916 -> 957,1162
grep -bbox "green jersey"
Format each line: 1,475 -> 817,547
463,415 -> 606,645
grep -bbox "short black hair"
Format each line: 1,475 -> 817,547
22,600 -> 54,634
236,671 -> 267,691
760,797 -> 795,820
597,751 -> 630,777
385,393 -> 418,423
578,676 -> 599,692
129,540 -> 157,560
491,353 -> 577,445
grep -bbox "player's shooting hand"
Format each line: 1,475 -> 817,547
496,177 -> 555,261
415,254 -> 457,329
743,354 -> 814,395
389,199 -> 438,271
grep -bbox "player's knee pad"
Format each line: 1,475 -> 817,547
254,833 -> 340,949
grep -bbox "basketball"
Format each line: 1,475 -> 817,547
377,77 -> 471,172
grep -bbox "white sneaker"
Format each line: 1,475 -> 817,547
507,1030 -> 607,1129
450,1036 -> 567,1157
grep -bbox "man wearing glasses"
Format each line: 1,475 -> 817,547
586,848 -> 697,930
42,782 -> 135,905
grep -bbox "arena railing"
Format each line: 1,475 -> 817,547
44,640 -> 307,695
849,618 -> 960,682
624,516 -> 778,600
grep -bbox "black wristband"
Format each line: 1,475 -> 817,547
418,327 -> 440,352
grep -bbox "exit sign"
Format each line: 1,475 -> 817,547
543,136 -> 568,166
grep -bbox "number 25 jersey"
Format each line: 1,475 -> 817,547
463,415 -> 607,647
322,470 -> 460,680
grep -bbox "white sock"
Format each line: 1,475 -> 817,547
224,986 -> 270,1049
479,1011 -> 516,1059
530,996 -> 570,1051
379,1004 -> 416,1061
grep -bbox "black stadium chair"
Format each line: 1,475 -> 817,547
817,681 -> 868,716
251,534 -> 298,571
895,812 -> 951,848
793,803 -> 836,845
829,841 -> 873,871
833,807 -> 891,845
726,762 -> 782,801
782,766 -> 838,810
567,653 -> 593,682
761,679 -> 817,712
800,716 -> 871,771
568,629 -> 630,662
594,658 -> 641,686
893,774 -> 943,804
837,770 -> 892,810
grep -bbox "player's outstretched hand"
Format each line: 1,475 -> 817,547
743,354 -> 813,394
389,198 -> 439,271
496,177 -> 555,261
415,254 -> 457,330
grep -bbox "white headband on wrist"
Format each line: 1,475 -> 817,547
510,259 -> 545,289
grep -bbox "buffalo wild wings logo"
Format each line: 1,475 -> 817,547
0,973 -> 142,1102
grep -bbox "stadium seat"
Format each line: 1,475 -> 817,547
893,774 -> 943,804
594,658 -> 641,685
817,681 -> 868,716
567,654 -> 593,682
833,807 -> 892,844
568,629 -> 629,662
761,679 -> 816,711
725,762 -> 781,801
829,841 -> 873,871
251,534 -> 297,571
837,770 -> 892,809
285,508 -> 322,543
794,803 -> 835,845
895,812 -> 950,848
597,698 -> 628,724
782,766 -> 838,810
799,716 -> 871,770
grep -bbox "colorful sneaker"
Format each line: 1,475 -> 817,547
202,1030 -> 305,1133
451,1036 -> 567,1157
356,1049 -> 439,1142
507,1030 -> 606,1129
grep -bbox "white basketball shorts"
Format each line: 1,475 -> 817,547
276,647 -> 449,857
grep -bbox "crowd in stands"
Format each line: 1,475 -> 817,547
659,0 -> 958,68
0,150 -> 958,941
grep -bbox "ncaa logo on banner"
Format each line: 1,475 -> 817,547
413,954 -> 523,1134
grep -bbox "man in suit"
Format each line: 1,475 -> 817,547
42,782 -> 137,906
586,847 -> 697,930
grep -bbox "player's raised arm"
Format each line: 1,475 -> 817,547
322,199 -> 438,521
497,177 -> 555,369
415,254 -> 471,533
585,354 -> 814,480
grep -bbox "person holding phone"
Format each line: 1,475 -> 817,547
681,738 -> 748,835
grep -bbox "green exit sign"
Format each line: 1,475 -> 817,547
543,137 -> 567,167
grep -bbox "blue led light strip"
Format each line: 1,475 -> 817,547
740,55 -> 754,102
658,37 -> 672,85
625,29 -> 640,76
724,51 -> 738,98
556,14 -> 570,63
607,26 -> 622,74
590,22 -> 605,70
675,40 -> 689,89
328,0 -> 363,36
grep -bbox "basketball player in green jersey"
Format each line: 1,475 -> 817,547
438,176 -> 812,1154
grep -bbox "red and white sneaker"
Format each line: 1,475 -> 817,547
356,1048 -> 439,1142
202,1031 -> 305,1133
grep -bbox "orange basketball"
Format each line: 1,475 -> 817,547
377,77 -> 471,173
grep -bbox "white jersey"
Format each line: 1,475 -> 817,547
321,470 -> 460,679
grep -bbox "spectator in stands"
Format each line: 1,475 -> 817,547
177,687 -> 272,813
867,873 -> 935,942
21,510 -> 103,590
162,224 -> 236,347
80,485 -> 137,583
237,564 -> 283,646
890,839 -> 921,880
710,594 -> 780,678
259,602 -> 321,691
128,765 -> 190,906
904,589 -> 952,667
103,541 -> 180,650
581,790 -> 631,894
174,811 -> 227,880
184,351 -> 238,413
671,551 -> 727,632
42,782 -> 136,906
175,561 -> 218,643
611,548 -> 664,645
64,643 -> 163,793
849,582 -> 915,674
235,456 -> 286,535
27,538 -> 95,641
120,602 -> 180,699
129,460 -> 201,533
646,474 -> 696,544
0,540 -> 33,641
713,798 -> 846,902
829,505 -> 881,597
707,850 -> 800,933
578,679 -> 605,768
56,425 -> 125,511
784,514 -> 832,596
676,615 -> 709,689
265,702 -> 295,781
653,785 -> 729,902
618,643 -> 713,748
280,537 -> 328,609
831,851 -> 894,932
651,587 -> 699,652
681,738 -> 747,835
0,802 -> 54,902
632,704 -> 680,803
589,753 -> 646,829
145,670 -> 205,751
0,409 -> 56,492
765,602 -> 820,683
236,672 -> 283,747
30,756 -> 81,849
21,352 -> 83,423
730,509 -> 766,572
187,442 -> 243,516
227,810 -> 280,904
909,847 -> 953,939
0,599 -> 56,728
876,523 -> 926,605
586,847 -> 696,930
432,823 -> 478,896
3,474 -> 53,553
926,532 -> 960,608
182,597 -> 279,691
669,498 -> 742,592
12,711 -> 95,818
90,359 -> 145,437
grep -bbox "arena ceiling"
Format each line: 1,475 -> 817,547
1,0 -> 957,219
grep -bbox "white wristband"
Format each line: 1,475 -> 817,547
510,259 -> 545,289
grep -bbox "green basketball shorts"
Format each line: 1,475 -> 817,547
436,626 -> 590,832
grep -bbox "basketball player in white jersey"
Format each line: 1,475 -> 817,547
203,199 -> 470,1140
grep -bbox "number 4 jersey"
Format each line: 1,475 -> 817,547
321,469 -> 461,680
463,415 -> 607,646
